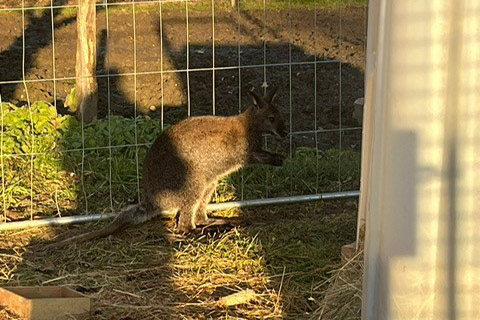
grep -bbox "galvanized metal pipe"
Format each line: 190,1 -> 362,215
0,191 -> 359,231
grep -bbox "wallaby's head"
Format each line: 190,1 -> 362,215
247,87 -> 287,138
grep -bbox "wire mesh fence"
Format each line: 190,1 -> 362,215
0,0 -> 367,227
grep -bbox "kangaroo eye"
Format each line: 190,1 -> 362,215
268,116 -> 275,122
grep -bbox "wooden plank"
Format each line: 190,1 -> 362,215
0,287 -> 31,319
0,286 -> 90,320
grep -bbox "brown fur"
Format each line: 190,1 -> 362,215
48,86 -> 286,248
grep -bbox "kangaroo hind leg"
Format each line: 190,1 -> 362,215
193,183 -> 240,230
193,182 -> 217,225
176,198 -> 202,234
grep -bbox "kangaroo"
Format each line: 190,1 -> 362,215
48,86 -> 287,248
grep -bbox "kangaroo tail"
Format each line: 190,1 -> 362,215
46,202 -> 151,249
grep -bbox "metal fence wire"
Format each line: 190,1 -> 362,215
0,0 -> 366,230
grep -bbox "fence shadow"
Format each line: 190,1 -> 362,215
0,3 -> 365,319
0,0 -> 76,104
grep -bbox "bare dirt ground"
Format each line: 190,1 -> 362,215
0,2 -> 366,150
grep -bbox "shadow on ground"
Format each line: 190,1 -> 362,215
0,3 -> 364,319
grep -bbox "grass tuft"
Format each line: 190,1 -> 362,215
0,200 -> 358,319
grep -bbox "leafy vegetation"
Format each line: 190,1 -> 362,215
0,101 -> 162,219
0,101 -> 359,221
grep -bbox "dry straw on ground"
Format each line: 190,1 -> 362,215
311,245 -> 364,320
0,201 -> 359,320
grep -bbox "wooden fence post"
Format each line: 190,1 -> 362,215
75,0 -> 97,123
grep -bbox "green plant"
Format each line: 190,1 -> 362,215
0,101 -> 163,219
1,102 -> 72,217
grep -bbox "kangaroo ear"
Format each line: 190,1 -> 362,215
248,90 -> 264,109
264,86 -> 278,103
